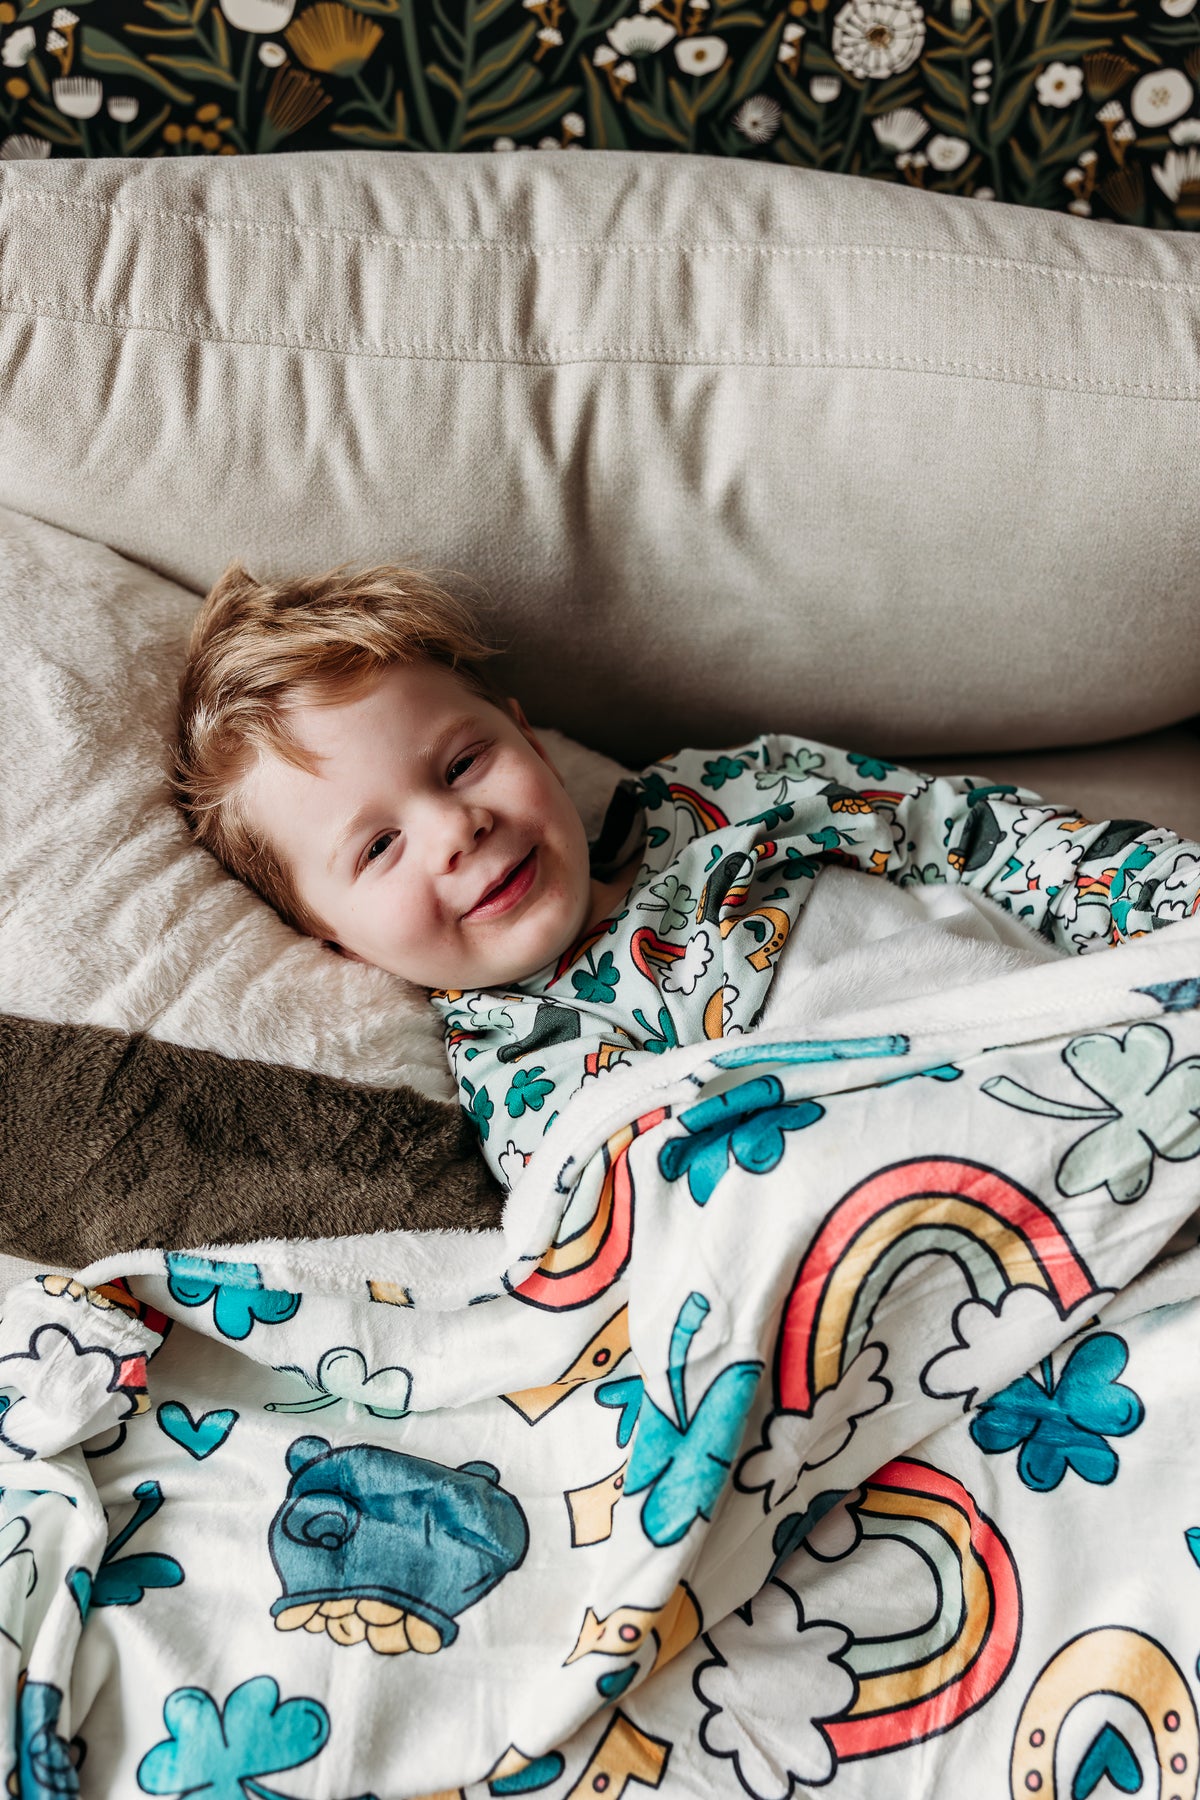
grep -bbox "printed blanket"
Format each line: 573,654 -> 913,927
7,920 -> 1200,1799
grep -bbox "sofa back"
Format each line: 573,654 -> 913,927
1,149 -> 1197,763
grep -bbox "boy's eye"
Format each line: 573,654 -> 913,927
447,752 -> 478,782
365,833 -> 395,864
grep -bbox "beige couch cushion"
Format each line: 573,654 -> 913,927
0,150 -> 1197,764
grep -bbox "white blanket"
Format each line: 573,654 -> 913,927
3,915 -> 1200,1799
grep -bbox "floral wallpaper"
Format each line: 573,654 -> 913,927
1,0 -> 1198,228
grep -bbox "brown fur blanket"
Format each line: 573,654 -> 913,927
0,1012 -> 502,1268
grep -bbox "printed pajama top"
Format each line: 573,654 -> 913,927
430,732 -> 1200,1191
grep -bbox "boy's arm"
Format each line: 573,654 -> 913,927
435,990 -> 647,1191
740,734 -> 1200,953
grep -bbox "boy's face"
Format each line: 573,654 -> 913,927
236,660 -> 604,989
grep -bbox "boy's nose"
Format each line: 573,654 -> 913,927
437,799 -> 494,871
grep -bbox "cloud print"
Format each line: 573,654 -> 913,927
921,1284 -> 1111,1410
695,1579 -> 855,1796
734,1345 -> 891,1512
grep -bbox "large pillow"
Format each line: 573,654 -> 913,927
1,151 -> 1199,764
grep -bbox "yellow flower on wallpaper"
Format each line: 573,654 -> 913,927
285,2 -> 383,78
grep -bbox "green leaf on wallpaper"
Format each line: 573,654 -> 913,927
329,92 -> 407,144
428,64 -> 465,101
467,23 -> 538,92
866,84 -> 922,116
576,57 -> 630,149
144,54 -> 239,88
626,95 -> 690,146
143,0 -> 193,21
1014,37 -> 1114,68
801,40 -> 843,75
696,64 -> 732,117
781,115 -> 820,160
464,64 -> 541,119
462,86 -> 581,144
17,96 -> 79,142
921,58 -> 968,113
988,69 -> 1039,146
210,7 -> 231,70
125,101 -> 172,153
728,12 -> 787,107
924,103 -> 971,137
566,0 -> 603,23
17,0 -> 96,17
670,74 -> 698,126
1121,34 -> 1164,63
80,25 -> 195,101
776,67 -> 821,121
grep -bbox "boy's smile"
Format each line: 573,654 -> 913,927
235,660 -> 615,989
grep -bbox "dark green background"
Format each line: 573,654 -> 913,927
1,0 -> 1198,227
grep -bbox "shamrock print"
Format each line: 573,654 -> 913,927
702,754 -> 755,791
752,747 -> 826,790
982,1022 -> 1200,1203
658,1075 -> 824,1206
165,1257 -> 301,1343
969,1333 -> 1143,1492
137,1675 -> 330,1798
846,751 -> 897,781
572,949 -> 621,1005
635,872 -> 696,935
463,1074 -> 494,1141
506,1066 -> 554,1119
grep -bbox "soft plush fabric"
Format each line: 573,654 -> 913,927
0,3 -> 1196,234
9,908 -> 1200,1795
0,1013 -> 504,1266
2,152 -> 1200,762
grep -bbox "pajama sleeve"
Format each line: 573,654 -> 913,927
433,986 -> 654,1192
748,733 -> 1200,953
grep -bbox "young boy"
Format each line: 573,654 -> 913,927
173,560 -> 1200,1194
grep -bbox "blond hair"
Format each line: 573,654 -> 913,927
170,559 -> 511,939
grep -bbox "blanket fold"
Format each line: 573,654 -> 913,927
5,921 -> 1200,1798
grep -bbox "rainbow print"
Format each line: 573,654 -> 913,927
509,1109 -> 667,1311
777,1157 -> 1098,1415
826,1458 -> 1021,1759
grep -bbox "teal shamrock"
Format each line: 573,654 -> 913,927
640,772 -> 675,812
982,1023 -> 1200,1203
596,1375 -> 644,1448
635,873 -> 695,935
631,1004 -> 681,1056
768,846 -> 820,885
89,1481 -> 182,1609
463,1074 -> 494,1141
572,949 -> 620,1005
137,1676 -> 330,1799
741,804 -> 795,833
624,1293 -> 762,1546
658,1075 -> 824,1205
969,1333 -> 1143,1492
505,1066 -> 554,1119
847,752 -> 897,781
165,1257 -> 300,1343
14,1680 -> 81,1800
702,754 -> 753,790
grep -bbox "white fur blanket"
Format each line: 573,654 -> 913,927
4,919 -> 1200,1799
